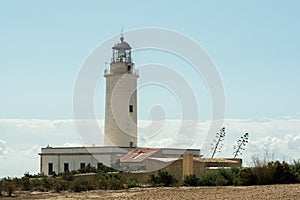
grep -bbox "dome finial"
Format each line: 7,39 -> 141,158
112,28 -> 131,50
120,27 -> 124,42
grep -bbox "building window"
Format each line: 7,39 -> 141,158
130,141 -> 133,147
129,105 -> 133,112
48,163 -> 53,175
64,163 -> 69,172
80,163 -> 85,169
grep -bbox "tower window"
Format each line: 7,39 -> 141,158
127,65 -> 131,73
129,105 -> 133,112
130,142 -> 133,147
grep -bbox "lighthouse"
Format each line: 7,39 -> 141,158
39,34 -> 204,176
104,35 -> 139,147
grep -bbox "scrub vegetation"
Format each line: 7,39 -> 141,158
0,159 -> 299,197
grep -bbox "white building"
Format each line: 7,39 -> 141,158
39,146 -> 133,175
39,36 -> 201,176
39,146 -> 200,175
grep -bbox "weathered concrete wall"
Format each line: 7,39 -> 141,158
124,157 -> 242,183
183,154 -> 194,178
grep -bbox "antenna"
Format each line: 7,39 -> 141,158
120,27 -> 124,38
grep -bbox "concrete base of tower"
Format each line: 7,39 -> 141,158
104,131 -> 137,148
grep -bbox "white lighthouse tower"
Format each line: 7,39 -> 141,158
104,35 -> 139,147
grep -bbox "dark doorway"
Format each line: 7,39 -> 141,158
64,163 -> 69,172
80,163 -> 85,169
48,163 -> 53,175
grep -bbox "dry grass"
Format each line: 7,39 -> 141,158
3,184 -> 300,200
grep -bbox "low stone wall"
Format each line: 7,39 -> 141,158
123,157 -> 242,183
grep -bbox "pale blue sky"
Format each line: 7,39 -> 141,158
1,1 -> 300,120
1,1 -> 300,177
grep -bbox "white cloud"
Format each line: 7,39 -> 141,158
21,145 -> 42,158
0,139 -> 6,144
139,118 -> 300,163
0,139 -> 7,155
0,118 -> 300,177
63,142 -> 84,147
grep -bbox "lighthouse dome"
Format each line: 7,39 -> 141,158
112,36 -> 131,50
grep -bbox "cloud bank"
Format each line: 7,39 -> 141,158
0,118 -> 300,177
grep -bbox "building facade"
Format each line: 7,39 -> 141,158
39,146 -> 201,175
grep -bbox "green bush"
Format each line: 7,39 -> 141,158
196,168 -> 240,186
218,167 -> 240,185
149,171 -> 178,187
126,180 -> 142,188
78,163 -> 97,174
21,177 -> 32,191
3,178 -> 16,197
238,168 -> 257,185
239,161 -> 299,186
0,179 -> 3,196
268,161 -> 297,184
239,166 -> 274,185
54,179 -> 69,193
61,172 -> 75,181
215,175 -> 227,186
198,171 -> 218,186
98,173 -> 125,190
70,177 -> 98,192
291,159 -> 300,181
30,178 -> 45,191
97,163 -> 118,173
183,174 -> 200,186
70,179 -> 86,192
41,177 -> 53,191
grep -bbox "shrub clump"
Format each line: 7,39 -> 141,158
70,177 -> 98,192
183,174 -> 200,186
195,167 -> 240,186
2,177 -> 16,197
291,159 -> 300,181
0,179 -> 3,196
149,170 -> 178,187
98,173 -> 126,190
126,180 -> 142,188
238,161 -> 298,185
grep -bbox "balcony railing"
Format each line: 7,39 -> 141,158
104,68 -> 139,76
111,57 -> 131,63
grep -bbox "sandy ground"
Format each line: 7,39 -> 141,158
3,184 -> 300,200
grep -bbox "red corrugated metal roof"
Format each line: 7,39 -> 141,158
120,148 -> 160,163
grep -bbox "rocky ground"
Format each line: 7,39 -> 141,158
2,184 -> 300,200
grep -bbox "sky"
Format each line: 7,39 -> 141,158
0,1 -> 300,177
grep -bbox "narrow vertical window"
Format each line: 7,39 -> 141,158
48,163 -> 53,175
129,105 -> 133,112
64,163 -> 69,172
127,65 -> 131,73
130,142 -> 133,147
